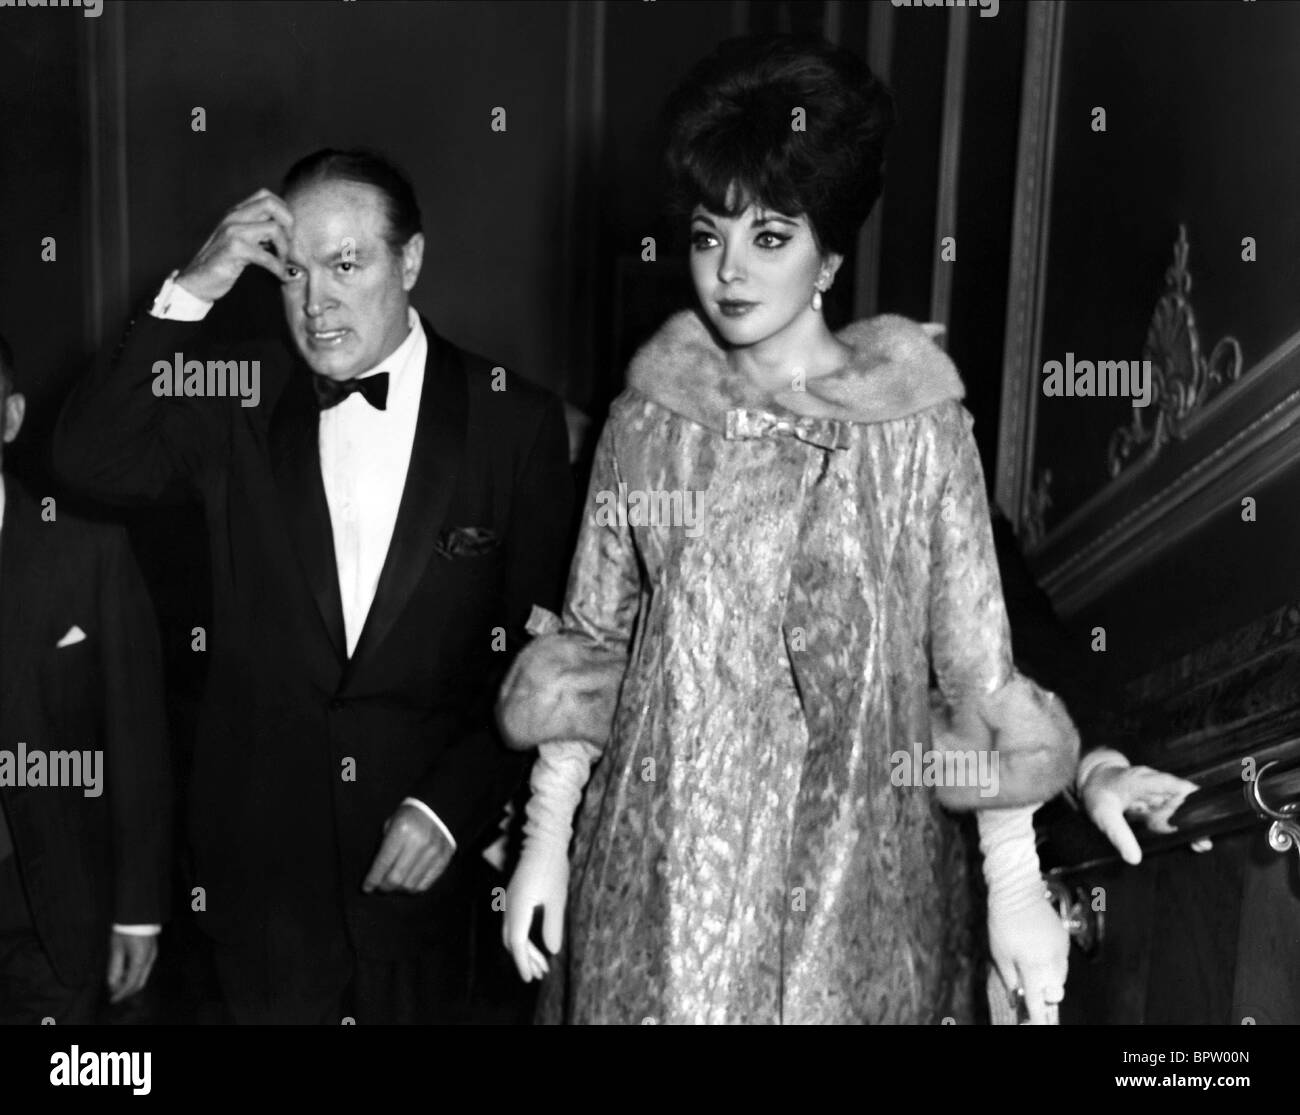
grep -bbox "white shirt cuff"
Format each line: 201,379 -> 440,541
401,797 -> 457,853
112,923 -> 162,936
150,270 -> 213,321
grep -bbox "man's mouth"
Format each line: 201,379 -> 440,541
306,327 -> 350,347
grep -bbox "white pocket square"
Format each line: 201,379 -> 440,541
56,625 -> 87,648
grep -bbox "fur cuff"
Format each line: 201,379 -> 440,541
496,631 -> 627,751
929,672 -> 1081,810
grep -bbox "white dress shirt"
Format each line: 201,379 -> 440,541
0,477 -> 160,936
317,306 -> 425,658
150,275 -> 456,850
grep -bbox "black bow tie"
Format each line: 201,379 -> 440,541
312,372 -> 390,411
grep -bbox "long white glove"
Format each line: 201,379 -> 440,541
502,739 -> 599,982
978,805 -> 1068,1025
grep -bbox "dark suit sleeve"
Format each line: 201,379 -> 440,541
54,310 -> 232,506
991,511 -> 1105,752
98,526 -> 171,925
410,393 -> 575,847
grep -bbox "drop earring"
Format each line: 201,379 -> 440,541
811,286 -> 824,312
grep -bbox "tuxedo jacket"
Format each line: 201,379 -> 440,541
990,511 -> 1104,750
0,478 -> 170,985
53,308 -> 574,956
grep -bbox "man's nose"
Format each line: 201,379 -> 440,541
302,273 -> 335,317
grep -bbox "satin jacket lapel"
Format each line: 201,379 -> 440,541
342,321 -> 467,685
269,371 -> 347,668
0,479 -> 42,721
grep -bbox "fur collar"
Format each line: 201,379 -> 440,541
626,308 -> 965,433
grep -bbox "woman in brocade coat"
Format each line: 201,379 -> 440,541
497,34 -> 1079,1025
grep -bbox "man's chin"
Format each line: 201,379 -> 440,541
294,341 -> 363,381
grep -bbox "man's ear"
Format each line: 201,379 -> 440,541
2,392 -> 25,445
400,232 -> 424,293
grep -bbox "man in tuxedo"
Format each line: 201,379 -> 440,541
54,149 -> 574,1024
0,335 -> 170,1024
990,511 -> 1200,860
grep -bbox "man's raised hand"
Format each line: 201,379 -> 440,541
175,188 -> 295,302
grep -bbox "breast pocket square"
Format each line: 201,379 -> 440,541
435,526 -> 500,560
56,625 -> 88,648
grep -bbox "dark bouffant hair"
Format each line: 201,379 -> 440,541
281,148 -> 422,251
662,34 -> 896,256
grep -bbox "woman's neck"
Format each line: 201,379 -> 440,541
725,309 -> 855,394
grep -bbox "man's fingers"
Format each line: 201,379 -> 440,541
105,938 -> 126,992
107,938 -> 154,1004
230,218 -> 291,263
1095,802 -> 1143,865
228,189 -> 295,231
363,830 -> 403,892
228,223 -> 291,281
409,846 -> 450,892
415,848 -> 453,892
118,951 -> 148,1001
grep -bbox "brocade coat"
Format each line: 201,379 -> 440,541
505,308 -> 1078,1024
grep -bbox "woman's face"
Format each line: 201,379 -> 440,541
689,200 -> 829,349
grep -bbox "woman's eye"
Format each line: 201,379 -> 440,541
756,232 -> 789,250
337,261 -> 355,274
283,266 -> 301,281
690,231 -> 717,251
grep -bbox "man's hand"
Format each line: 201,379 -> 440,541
1081,762 -> 1200,865
362,803 -> 454,894
106,932 -> 158,1005
175,188 -> 295,302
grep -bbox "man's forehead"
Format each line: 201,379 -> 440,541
288,221 -> 383,258
289,181 -> 385,228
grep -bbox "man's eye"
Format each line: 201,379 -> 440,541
284,266 -> 301,280
338,261 -> 355,273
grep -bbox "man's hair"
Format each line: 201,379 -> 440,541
662,34 -> 896,256
281,148 -> 423,252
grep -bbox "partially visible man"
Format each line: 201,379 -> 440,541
991,511 -> 1201,862
53,149 -> 574,1023
0,334 -> 170,1024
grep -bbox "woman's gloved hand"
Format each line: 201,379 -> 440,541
979,804 -> 1068,1025
502,739 -> 599,982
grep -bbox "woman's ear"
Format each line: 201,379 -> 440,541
821,252 -> 845,286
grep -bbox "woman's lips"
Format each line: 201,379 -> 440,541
717,300 -> 758,318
